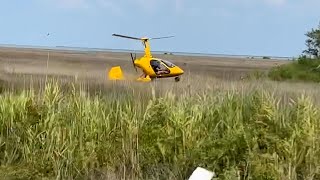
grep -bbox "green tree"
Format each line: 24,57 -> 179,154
303,22 -> 320,58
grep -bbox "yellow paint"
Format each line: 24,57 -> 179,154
142,39 -> 152,58
108,66 -> 124,80
136,75 -> 152,82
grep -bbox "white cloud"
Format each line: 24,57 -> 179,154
44,0 -> 177,12
52,0 -> 89,9
263,0 -> 286,7
95,0 -> 123,14
175,0 -> 183,12
132,0 -> 170,12
229,0 -> 287,7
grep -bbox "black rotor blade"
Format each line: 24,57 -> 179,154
150,36 -> 175,40
112,34 -> 142,40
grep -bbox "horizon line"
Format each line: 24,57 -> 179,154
0,43 -> 294,60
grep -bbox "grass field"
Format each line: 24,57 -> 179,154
0,47 -> 288,82
1,47 -> 320,179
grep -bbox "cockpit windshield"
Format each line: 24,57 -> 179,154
161,60 -> 176,68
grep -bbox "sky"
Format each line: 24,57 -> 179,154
0,0 -> 319,57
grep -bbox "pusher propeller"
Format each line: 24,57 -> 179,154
130,53 -> 137,72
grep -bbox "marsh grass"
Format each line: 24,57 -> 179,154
1,76 -> 320,179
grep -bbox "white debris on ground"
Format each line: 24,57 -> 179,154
188,167 -> 216,180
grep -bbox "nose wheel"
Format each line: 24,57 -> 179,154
174,76 -> 181,82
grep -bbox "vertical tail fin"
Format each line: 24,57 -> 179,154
108,66 -> 124,80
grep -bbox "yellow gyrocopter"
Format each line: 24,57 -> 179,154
108,34 -> 184,82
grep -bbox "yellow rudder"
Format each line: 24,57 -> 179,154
108,66 -> 125,80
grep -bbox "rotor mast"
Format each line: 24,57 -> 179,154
112,33 -> 174,59
142,38 -> 152,58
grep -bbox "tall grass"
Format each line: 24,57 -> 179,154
1,78 -> 320,179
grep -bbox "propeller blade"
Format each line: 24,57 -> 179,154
150,36 -> 175,40
112,33 -> 174,41
112,34 -> 142,40
130,53 -> 134,63
130,53 -> 137,72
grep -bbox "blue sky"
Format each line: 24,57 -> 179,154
0,0 -> 319,57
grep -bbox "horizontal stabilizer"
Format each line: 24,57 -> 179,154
108,66 -> 124,80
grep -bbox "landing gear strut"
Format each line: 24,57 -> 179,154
174,76 -> 181,82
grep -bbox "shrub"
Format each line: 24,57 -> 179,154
268,56 -> 320,82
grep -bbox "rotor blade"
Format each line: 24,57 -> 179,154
150,36 -> 175,40
112,34 -> 142,40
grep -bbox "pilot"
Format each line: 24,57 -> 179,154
156,66 -> 169,75
151,61 -> 160,69
151,60 -> 169,75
